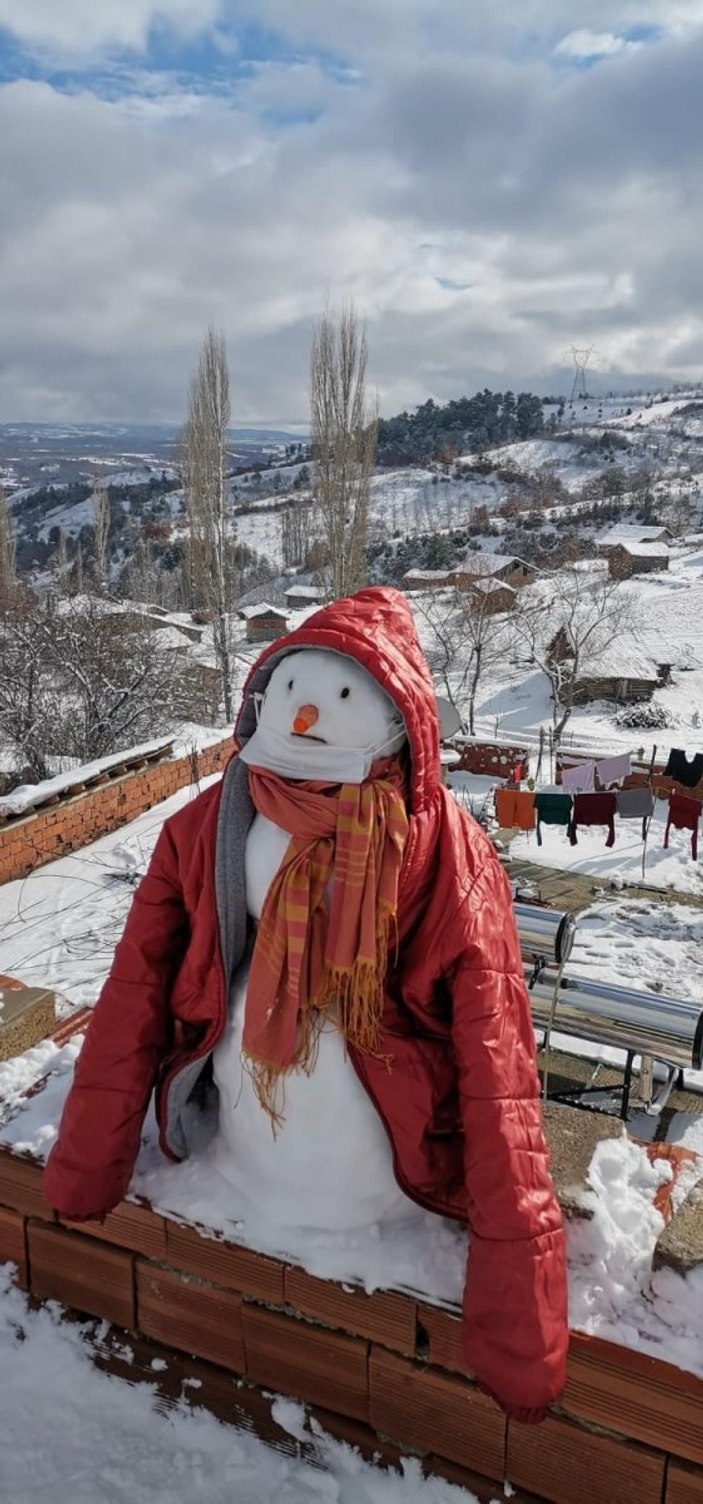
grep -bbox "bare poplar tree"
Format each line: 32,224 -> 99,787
310,304 -> 377,599
0,488 -> 17,609
181,326 -> 237,719
56,530 -> 69,596
92,475 -> 111,592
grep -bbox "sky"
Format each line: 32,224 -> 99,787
0,0 -> 702,426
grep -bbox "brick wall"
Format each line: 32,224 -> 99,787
0,738 -> 233,886
453,741 -> 530,778
1,1143 -> 701,1504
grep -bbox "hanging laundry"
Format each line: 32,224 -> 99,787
616,787 -> 655,841
511,762 -> 526,783
495,787 -> 536,832
534,792 -> 572,846
569,791 -> 616,848
664,793 -> 701,861
595,753 -> 631,789
561,762 -> 596,795
662,749 -> 703,790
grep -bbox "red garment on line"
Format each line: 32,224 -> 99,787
569,791 -> 616,848
664,792 -> 701,861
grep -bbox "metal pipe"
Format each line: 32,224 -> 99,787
514,902 -> 575,967
526,967 -> 703,1073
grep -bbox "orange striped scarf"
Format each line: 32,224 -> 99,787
243,759 -> 409,1122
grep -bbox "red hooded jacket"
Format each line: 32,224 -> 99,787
43,587 -> 568,1421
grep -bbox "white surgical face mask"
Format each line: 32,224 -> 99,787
238,720 -> 406,785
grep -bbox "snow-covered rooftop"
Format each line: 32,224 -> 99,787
469,577 -> 517,597
284,585 -> 323,601
239,603 -> 288,621
616,541 -> 671,560
597,524 -> 671,548
578,634 -> 661,682
461,551 -> 528,576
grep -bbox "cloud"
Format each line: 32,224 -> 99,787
1,4 -> 703,421
0,0 -> 222,58
553,29 -> 630,59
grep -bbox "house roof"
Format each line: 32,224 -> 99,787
403,569 -> 453,583
576,634 -> 660,682
240,603 -> 288,621
460,551 -> 531,577
616,541 -> 671,559
469,577 -> 517,597
284,585 -> 323,600
597,523 -> 671,548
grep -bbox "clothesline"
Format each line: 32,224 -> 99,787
494,783 -> 702,862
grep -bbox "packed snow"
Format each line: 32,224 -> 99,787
0,1270 -> 474,1504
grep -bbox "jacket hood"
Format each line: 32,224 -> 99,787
235,587 -> 441,812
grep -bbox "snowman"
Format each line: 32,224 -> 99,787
211,648 -> 418,1231
43,588 -> 569,1422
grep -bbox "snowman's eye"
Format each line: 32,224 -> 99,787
287,679 -> 294,692
340,687 -> 350,699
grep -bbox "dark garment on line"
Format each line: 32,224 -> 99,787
663,748 -> 703,789
664,792 -> 701,861
534,792 -> 572,847
616,787 -> 655,842
569,791 -> 616,848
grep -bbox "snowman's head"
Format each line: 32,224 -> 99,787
239,648 -> 406,783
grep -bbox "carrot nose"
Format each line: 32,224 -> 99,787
293,703 -> 319,735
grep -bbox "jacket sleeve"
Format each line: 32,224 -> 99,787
445,852 -> 568,1423
43,819 -> 190,1221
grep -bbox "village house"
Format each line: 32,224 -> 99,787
548,627 -> 671,704
284,584 -> 325,610
240,604 -> 289,643
402,555 -> 535,595
455,552 -> 536,590
596,522 -> 673,556
607,541 -> 671,579
466,577 -> 517,614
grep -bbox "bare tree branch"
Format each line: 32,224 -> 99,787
310,303 -> 376,599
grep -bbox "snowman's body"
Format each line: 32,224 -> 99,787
211,650 -> 417,1232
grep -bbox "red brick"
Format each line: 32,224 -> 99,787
506,1412 -> 665,1504
0,1206 -> 27,1286
165,1220 -> 284,1304
418,1303 -> 468,1373
667,1460 -> 703,1504
565,1331 -> 703,1467
136,1261 -> 245,1372
285,1266 -> 417,1354
28,1220 -> 135,1328
63,1199 -> 167,1259
369,1346 -> 505,1480
243,1303 -> 369,1422
425,1453 -> 541,1503
0,1149 -> 55,1219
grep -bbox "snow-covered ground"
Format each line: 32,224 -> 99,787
508,799 -> 703,898
0,1271 -> 471,1504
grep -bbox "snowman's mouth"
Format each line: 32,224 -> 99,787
292,731 -> 328,744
